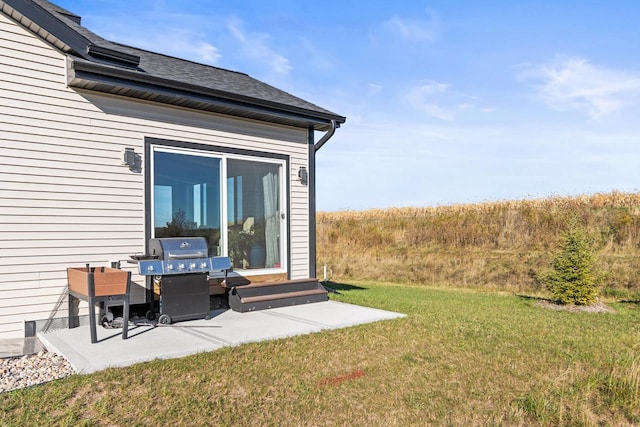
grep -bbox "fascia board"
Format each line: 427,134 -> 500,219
1,0 -> 90,58
69,59 -> 345,128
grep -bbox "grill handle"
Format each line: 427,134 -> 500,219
167,251 -> 207,259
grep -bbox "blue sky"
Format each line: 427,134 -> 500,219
54,1 -> 640,211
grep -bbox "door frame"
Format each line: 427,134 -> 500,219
144,137 -> 291,277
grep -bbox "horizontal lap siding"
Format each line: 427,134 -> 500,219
0,14 -> 107,338
288,204 -> 310,279
0,13 -> 311,338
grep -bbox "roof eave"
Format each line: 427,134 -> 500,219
68,58 -> 345,131
0,0 -> 89,57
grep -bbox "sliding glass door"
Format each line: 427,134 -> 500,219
151,146 -> 286,272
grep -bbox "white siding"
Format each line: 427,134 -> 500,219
0,13 -> 311,338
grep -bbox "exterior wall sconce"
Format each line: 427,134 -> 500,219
122,147 -> 140,171
298,166 -> 308,186
123,147 -> 136,167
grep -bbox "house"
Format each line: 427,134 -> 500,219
0,0 -> 345,339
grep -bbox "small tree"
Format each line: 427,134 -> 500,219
542,219 -> 603,305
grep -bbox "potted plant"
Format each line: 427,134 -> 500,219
248,221 -> 266,268
228,221 -> 266,269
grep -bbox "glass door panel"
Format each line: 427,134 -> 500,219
153,150 -> 222,256
227,159 -> 282,270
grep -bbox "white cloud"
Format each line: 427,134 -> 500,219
404,82 -> 474,120
520,56 -> 640,119
300,38 -> 334,72
193,42 -> 222,64
227,18 -> 292,75
95,27 -> 223,65
85,9 -> 223,66
158,30 -> 221,64
382,13 -> 440,42
367,83 -> 383,96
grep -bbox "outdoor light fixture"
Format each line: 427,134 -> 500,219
122,147 -> 136,168
298,166 -> 308,186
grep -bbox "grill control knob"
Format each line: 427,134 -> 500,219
189,262 -> 196,269
178,263 -> 185,270
200,262 -> 208,269
166,264 -> 173,271
147,265 -> 154,272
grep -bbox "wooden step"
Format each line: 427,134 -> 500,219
240,289 -> 327,304
228,278 -> 328,312
225,278 -> 316,289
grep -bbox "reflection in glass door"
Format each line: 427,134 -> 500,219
153,150 -> 222,256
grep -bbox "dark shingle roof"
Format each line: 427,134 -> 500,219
4,0 -> 345,130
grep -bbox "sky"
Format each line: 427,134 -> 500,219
53,1 -> 640,211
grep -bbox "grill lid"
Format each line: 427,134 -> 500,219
148,237 -> 209,260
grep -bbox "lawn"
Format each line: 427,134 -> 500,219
2,282 -> 639,426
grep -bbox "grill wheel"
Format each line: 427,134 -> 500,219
158,314 -> 172,325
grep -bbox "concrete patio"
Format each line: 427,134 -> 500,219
37,301 -> 405,374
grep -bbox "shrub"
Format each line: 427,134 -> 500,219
542,219 -> 604,305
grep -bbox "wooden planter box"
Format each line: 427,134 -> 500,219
68,267 -> 129,297
67,266 -> 131,344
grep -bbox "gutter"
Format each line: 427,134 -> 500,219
69,59 -> 345,128
314,119 -> 339,152
308,119 -> 340,278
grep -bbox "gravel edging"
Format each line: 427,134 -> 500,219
0,351 -> 74,394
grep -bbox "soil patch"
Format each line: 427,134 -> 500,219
536,300 -> 615,313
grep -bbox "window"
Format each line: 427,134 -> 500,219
151,146 -> 286,272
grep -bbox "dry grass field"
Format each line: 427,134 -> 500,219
317,191 -> 640,297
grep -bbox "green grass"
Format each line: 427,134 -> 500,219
2,282 -> 639,426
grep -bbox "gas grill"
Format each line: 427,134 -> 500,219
135,237 -> 230,324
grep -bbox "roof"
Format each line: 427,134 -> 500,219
0,0 -> 345,131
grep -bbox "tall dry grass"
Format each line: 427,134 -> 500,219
317,191 -> 640,295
